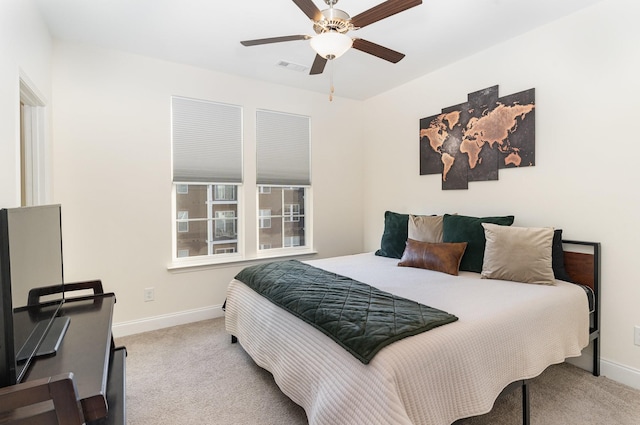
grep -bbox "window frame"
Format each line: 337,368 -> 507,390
170,182 -> 314,269
169,102 -> 316,270
256,185 -> 311,255
172,183 -> 243,264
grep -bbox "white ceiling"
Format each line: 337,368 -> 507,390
33,0 -> 603,100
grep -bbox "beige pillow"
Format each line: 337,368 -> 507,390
481,223 -> 555,285
408,215 -> 443,243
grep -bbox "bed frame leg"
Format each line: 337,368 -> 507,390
231,335 -> 237,344
522,380 -> 530,425
593,336 -> 601,376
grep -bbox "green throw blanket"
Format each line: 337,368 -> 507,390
234,260 -> 458,364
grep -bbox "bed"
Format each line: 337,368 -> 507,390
224,213 -> 601,425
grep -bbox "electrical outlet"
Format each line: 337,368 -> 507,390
634,326 -> 640,346
144,287 -> 155,302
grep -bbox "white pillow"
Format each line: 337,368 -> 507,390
408,215 -> 443,243
481,223 -> 555,285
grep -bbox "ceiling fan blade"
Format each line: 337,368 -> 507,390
241,35 -> 310,46
352,38 -> 405,63
292,0 -> 323,22
351,0 -> 422,29
309,54 -> 328,75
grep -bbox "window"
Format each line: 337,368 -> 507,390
284,236 -> 301,247
175,184 -> 239,257
172,96 -> 242,260
171,99 -> 312,264
259,209 -> 272,229
177,211 -> 189,233
214,185 -> 236,201
284,204 -> 300,222
215,247 -> 236,254
256,110 -> 310,253
214,210 -> 236,238
258,186 -> 306,250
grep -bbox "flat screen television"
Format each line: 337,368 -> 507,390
0,204 -> 67,387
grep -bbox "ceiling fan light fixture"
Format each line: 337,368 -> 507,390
310,32 -> 353,60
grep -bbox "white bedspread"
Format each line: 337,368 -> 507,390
225,253 -> 589,425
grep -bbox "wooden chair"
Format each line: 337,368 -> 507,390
0,373 -> 85,425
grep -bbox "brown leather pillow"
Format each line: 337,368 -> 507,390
398,239 -> 468,276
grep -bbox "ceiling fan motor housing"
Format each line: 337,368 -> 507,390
313,8 -> 354,34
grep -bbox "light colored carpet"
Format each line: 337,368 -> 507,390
116,318 -> 640,425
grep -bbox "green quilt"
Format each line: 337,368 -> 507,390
235,260 -> 458,364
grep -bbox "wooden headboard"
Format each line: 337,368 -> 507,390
562,240 -> 600,292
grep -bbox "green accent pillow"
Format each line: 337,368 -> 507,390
442,214 -> 515,272
552,229 -> 572,282
374,211 -> 409,259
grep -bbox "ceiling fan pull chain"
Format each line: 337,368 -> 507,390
329,60 -> 335,101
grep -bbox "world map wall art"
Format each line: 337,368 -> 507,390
419,85 -> 535,190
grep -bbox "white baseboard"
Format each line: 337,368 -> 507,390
600,358 -> 640,390
111,305 -> 224,338
566,342 -> 640,390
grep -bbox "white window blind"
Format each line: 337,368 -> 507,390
256,110 -> 310,186
172,96 -> 242,183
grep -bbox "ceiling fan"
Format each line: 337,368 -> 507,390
240,0 -> 423,75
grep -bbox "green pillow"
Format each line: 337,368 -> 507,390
442,214 -> 515,272
374,211 -> 409,259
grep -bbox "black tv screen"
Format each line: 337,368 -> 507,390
0,204 -> 66,387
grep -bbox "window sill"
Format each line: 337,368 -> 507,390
167,248 -> 318,272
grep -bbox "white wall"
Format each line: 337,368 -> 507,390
6,0 -> 638,389
0,0 -> 52,206
50,42 -> 364,334
362,0 -> 640,386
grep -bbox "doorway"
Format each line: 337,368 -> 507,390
19,77 -> 47,206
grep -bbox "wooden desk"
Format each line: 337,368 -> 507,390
13,294 -> 126,424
